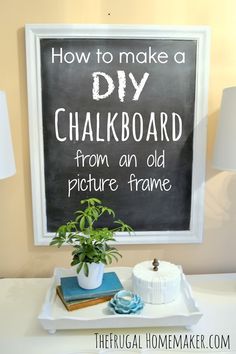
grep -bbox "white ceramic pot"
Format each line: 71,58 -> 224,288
77,262 -> 105,289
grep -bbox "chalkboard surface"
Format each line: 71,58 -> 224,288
40,37 -> 196,233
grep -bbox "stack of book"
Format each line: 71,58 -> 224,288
57,271 -> 123,311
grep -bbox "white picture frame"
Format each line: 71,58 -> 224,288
25,24 -> 210,245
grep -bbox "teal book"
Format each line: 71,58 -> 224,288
60,272 -> 123,301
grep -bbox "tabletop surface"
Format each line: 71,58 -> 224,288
0,268 -> 236,354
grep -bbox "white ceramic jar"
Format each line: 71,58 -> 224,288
132,260 -> 181,304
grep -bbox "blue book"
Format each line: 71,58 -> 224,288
60,272 -> 123,302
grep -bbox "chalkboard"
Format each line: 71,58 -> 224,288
25,25 -> 210,245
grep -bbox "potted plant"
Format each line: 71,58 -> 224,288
50,197 -> 133,289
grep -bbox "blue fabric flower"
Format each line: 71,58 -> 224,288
108,290 -> 144,314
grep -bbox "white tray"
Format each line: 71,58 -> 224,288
38,267 -> 202,334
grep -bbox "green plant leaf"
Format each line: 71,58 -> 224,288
75,210 -> 84,215
110,253 -> 119,262
84,262 -> 89,277
76,262 -> 84,274
107,207 -> 115,217
71,258 -> 79,266
79,253 -> 85,262
81,197 -> 101,206
86,215 -> 93,226
106,254 -> 113,264
79,216 -> 85,230
92,209 -> 99,220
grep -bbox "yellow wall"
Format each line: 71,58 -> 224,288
1,0 -> 236,277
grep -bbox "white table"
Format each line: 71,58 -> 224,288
0,271 -> 236,354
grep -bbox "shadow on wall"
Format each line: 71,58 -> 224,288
206,107 -> 236,234
203,108 -> 236,272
